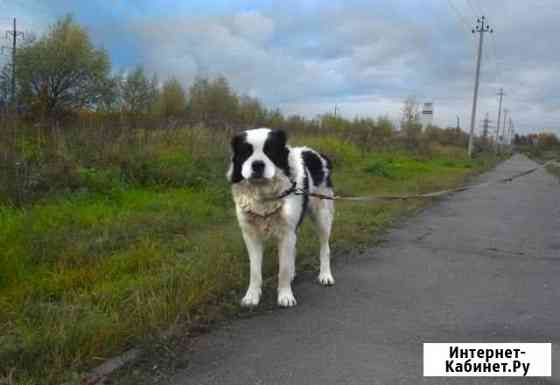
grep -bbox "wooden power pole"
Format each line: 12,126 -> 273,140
468,16 -> 493,158
495,88 -> 505,152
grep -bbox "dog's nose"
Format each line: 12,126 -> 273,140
251,161 -> 265,177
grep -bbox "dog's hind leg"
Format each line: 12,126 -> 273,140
277,230 -> 297,307
240,230 -> 264,307
310,195 -> 335,286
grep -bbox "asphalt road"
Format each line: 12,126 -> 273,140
172,154 -> 560,385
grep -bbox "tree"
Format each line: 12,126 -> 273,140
0,64 -> 10,110
266,108 -> 285,129
159,77 -> 186,118
401,95 -> 419,125
187,75 -> 240,127
16,15 -> 110,119
206,76 -> 239,126
538,132 -> 560,147
95,75 -> 120,112
399,96 -> 422,149
188,76 -> 210,123
285,114 -> 306,131
238,95 -> 266,127
320,113 -> 349,132
119,66 -> 158,115
376,116 -> 395,138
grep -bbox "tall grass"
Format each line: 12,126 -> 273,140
0,118 -> 232,206
0,114 -> 476,207
0,117 -> 499,384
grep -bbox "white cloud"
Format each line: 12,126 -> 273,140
4,0 -> 560,134
230,10 -> 275,44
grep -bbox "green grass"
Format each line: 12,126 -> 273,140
518,144 -> 560,180
0,132 -> 499,384
546,162 -> 560,180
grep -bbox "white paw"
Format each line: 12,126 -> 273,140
277,288 -> 297,307
318,272 -> 335,286
241,288 -> 261,307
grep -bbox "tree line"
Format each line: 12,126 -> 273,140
0,14 -> 476,151
0,16 -> 254,127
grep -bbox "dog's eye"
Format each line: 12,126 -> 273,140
263,142 -> 285,160
235,143 -> 252,159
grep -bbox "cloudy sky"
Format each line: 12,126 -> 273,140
1,0 -> 559,135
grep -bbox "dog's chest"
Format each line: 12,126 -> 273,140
231,178 -> 291,236
244,208 -> 285,236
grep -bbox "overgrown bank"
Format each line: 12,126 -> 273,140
515,138 -> 560,180
0,126 -> 500,385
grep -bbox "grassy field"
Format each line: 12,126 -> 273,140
0,127 -> 499,384
540,149 -> 560,179
517,145 -> 560,179
545,160 -> 560,180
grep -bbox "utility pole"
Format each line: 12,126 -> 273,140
509,118 -> 515,147
468,16 -> 493,158
502,108 -> 508,145
495,88 -> 504,153
482,113 -> 491,139
4,18 -> 24,110
334,104 -> 338,118
509,118 -> 514,147
456,115 -> 460,130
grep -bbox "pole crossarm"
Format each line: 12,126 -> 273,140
472,16 -> 493,34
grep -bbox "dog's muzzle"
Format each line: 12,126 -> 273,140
251,160 -> 266,180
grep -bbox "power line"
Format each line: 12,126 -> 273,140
488,32 -> 500,84
444,0 -> 477,139
465,0 -> 478,16
472,0 -> 488,17
469,0 -> 487,18
446,0 -> 471,28
481,3 -> 501,89
481,112 -> 492,138
442,0 -> 475,58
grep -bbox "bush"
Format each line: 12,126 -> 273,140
363,159 -> 395,178
77,167 -> 125,193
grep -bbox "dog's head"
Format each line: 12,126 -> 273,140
227,128 -> 290,184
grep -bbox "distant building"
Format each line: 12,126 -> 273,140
421,102 -> 433,129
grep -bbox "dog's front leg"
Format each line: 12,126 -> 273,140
277,230 -> 297,307
241,230 -> 263,307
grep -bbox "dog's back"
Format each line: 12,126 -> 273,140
299,147 -> 333,189
288,147 -> 333,222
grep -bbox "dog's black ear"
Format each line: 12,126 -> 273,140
270,129 -> 287,148
228,132 -> 251,183
264,129 -> 291,178
230,132 -> 245,153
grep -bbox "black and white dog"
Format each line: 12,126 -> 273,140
227,128 -> 335,307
